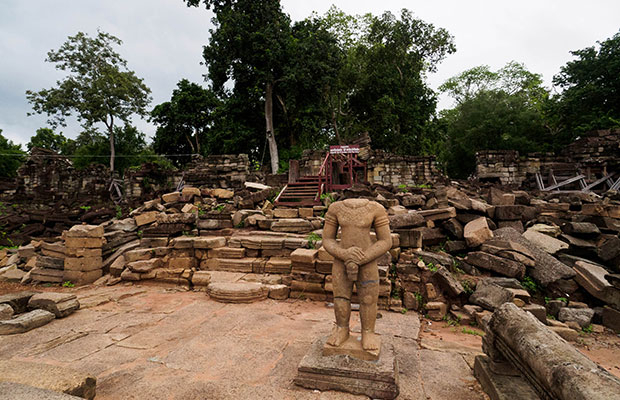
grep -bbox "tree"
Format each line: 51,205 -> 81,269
72,125 -> 153,174
552,31 -> 620,138
319,8 -> 456,154
26,30 -> 152,174
27,128 -> 75,154
439,62 -> 551,178
185,0 -> 291,174
151,79 -> 219,163
0,129 -> 26,178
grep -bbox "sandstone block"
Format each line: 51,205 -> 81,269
191,271 -> 211,287
558,307 -> 594,328
464,217 -> 494,248
0,309 -> 55,335
128,258 -> 163,273
267,284 -> 290,300
134,211 -> 159,227
470,283 -> 514,311
465,251 -> 525,279
64,257 -> 103,272
265,258 -> 292,274
64,237 -> 104,249
522,229 -> 569,254
65,247 -> 102,258
389,211 -> 425,229
299,208 -> 314,218
273,208 -> 299,218
36,255 -> 64,270
291,248 -> 318,264
63,270 -> 102,285
162,191 -> 181,203
28,292 -> 79,318
207,282 -> 267,303
193,236 -> 226,249
65,224 -> 104,238
167,257 -> 196,269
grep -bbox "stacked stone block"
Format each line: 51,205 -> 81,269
63,225 -> 104,285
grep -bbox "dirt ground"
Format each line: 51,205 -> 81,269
0,282 -> 618,399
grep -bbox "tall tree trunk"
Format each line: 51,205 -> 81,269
108,115 -> 115,174
265,81 -> 279,174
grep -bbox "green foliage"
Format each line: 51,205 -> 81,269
80,205 -> 91,212
26,30 -> 152,173
62,281 -> 75,288
115,205 -> 122,219
151,79 -> 220,165
462,327 -> 484,337
306,232 -> 321,249
581,324 -> 593,334
71,125 -> 152,174
439,62 -> 552,178
0,129 -> 26,178
443,314 -> 461,326
552,31 -> 620,138
521,275 -> 539,294
461,280 -> 474,295
397,184 -> 408,193
27,128 -> 76,154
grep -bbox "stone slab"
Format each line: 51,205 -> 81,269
295,336 -> 399,399
0,309 -> 55,335
28,293 -> 80,318
474,355 -> 541,400
0,382 -> 83,400
0,291 -> 37,313
0,360 -> 96,399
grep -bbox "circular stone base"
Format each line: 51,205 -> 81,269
207,282 -> 268,303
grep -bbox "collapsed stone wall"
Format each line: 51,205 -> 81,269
475,129 -> 620,187
6,151 -> 252,203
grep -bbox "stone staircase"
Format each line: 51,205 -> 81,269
275,175 -> 321,207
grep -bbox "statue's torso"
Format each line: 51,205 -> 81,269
329,199 -> 382,250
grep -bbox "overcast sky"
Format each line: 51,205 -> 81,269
1,1 -> 619,147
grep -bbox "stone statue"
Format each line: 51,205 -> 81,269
322,198 -> 392,357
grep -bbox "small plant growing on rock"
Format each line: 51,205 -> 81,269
462,327 -> 484,337
80,205 -> 91,212
306,232 -> 321,249
62,281 -> 75,288
581,324 -> 593,334
521,276 -> 539,294
115,205 -> 123,219
397,184 -> 408,193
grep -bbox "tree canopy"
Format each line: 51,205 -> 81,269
0,129 -> 25,178
26,30 -> 152,174
439,62 -> 551,178
27,128 -> 75,155
551,30 -> 620,139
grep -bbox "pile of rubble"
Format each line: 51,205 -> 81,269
1,179 -> 619,338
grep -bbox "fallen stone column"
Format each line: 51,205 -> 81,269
486,302 -> 620,400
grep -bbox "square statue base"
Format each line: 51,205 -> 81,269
294,335 -> 399,399
322,332 -> 380,361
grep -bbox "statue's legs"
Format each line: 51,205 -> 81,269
357,261 -> 380,351
327,259 -> 353,346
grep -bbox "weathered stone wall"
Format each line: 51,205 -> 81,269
298,149 -> 442,186
184,154 -> 251,189
14,148 -> 109,202
475,129 -> 620,187
7,151 -> 252,204
367,151 -> 440,186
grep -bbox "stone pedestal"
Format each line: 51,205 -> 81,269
322,333 -> 380,361
294,336 -> 399,399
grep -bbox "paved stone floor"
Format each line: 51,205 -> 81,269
0,284 -> 489,399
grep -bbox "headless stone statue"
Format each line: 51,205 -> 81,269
322,198 -> 392,359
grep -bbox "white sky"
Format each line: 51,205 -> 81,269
1,0 -> 618,147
